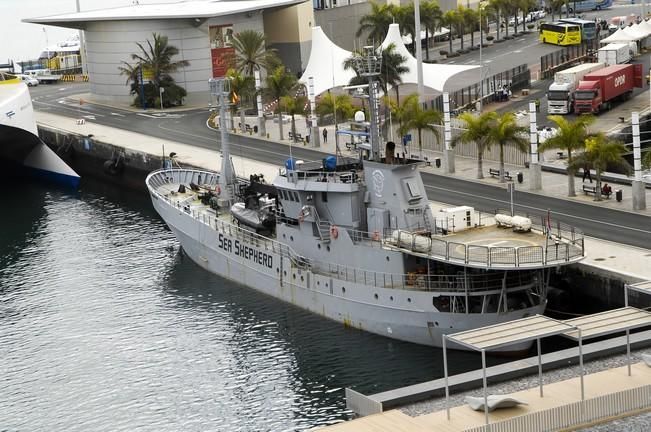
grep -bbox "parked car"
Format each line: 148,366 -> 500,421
17,74 -> 39,87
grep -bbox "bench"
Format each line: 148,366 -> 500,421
488,168 -> 512,181
288,131 -> 303,142
582,184 -> 611,198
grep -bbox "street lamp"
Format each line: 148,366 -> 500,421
43,27 -> 49,70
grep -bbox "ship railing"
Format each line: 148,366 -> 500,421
280,168 -> 362,185
313,262 -> 537,292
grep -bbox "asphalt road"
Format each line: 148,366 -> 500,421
28,66 -> 651,249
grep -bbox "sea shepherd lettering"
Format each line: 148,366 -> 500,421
218,233 -> 273,268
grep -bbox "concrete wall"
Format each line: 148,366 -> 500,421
264,2 -> 314,74
315,2 -> 372,51
85,14 -> 264,106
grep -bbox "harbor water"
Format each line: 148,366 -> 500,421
1,179 -> 494,431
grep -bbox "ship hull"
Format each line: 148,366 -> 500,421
151,193 -> 545,352
0,79 -> 79,188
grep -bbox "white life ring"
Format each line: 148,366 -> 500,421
330,225 -> 339,239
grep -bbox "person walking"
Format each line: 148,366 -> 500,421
322,128 -> 328,143
582,164 -> 593,183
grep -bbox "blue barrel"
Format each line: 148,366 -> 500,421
285,158 -> 296,170
323,155 -> 337,171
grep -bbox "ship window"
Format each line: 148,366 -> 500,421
293,192 -> 300,202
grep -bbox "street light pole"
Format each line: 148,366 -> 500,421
159,87 -> 164,110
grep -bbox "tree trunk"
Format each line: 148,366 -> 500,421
522,11 -> 526,33
460,25 -> 465,50
595,171 -> 602,201
477,149 -> 485,179
499,143 -> 506,183
418,128 -> 423,157
497,12 -> 501,40
278,111 -> 284,140
395,85 -> 400,106
567,151 -> 576,196
505,15 -> 510,38
470,24 -> 475,48
449,30 -> 453,53
291,114 -> 297,143
425,29 -> 430,61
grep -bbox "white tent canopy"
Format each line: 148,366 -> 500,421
639,19 -> 651,34
298,26 -> 356,97
379,24 -> 478,94
299,23 -> 478,96
600,27 -> 636,44
623,25 -> 649,41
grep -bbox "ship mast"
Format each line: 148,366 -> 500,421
210,77 -> 233,204
352,46 -> 382,162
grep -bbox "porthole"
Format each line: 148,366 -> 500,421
374,294 -> 378,300
386,256 -> 390,261
407,298 -> 412,303
390,296 -> 394,301
317,244 -> 321,249
301,276 -> 304,282
317,281 -> 320,285
292,274 -> 296,279
276,267 -> 280,273
283,233 -> 286,239
325,283 -> 329,287
290,236 -> 294,241
342,287 -> 346,293
326,246 -> 331,252
283,271 -> 287,276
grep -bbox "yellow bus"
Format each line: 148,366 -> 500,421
539,22 -> 581,46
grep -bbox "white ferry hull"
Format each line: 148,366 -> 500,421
152,194 -> 545,351
0,79 -> 79,188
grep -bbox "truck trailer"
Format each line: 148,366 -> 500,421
547,63 -> 604,114
574,63 -> 643,114
597,43 -> 633,66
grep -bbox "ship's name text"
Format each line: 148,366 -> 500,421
218,233 -> 273,268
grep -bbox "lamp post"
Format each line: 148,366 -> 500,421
43,27 -> 49,70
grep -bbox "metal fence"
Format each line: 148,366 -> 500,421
464,384 -> 651,432
429,64 -> 531,113
540,40 -> 601,80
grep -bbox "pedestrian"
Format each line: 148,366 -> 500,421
322,128 -> 328,143
582,164 -> 593,183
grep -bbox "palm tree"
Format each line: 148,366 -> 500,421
462,6 -> 478,49
230,30 -> 279,76
394,3 -> 416,53
442,9 -> 461,53
280,96 -> 308,143
420,0 -> 443,61
380,43 -> 409,103
226,69 -> 254,132
402,99 -> 443,156
356,1 -> 395,44
571,133 -> 631,200
129,32 -> 189,90
452,111 -> 498,179
488,112 -> 528,183
266,66 -> 297,140
518,0 -> 537,33
643,150 -> 651,170
316,93 -> 355,133
487,0 -> 504,41
538,115 -> 594,196
386,93 -> 419,142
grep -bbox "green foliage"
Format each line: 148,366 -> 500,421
316,93 -> 355,122
118,32 -> 190,107
488,112 -> 528,182
356,1 -> 395,42
229,30 -> 279,76
453,111 -> 498,179
539,115 -> 595,163
390,93 -> 442,153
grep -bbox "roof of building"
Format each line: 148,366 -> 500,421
24,0 -> 305,25
562,306 -> 651,340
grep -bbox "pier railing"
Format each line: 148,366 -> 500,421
463,383 -> 651,432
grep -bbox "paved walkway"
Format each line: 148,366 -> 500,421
317,362 -> 651,432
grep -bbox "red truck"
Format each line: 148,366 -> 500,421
574,64 -> 644,114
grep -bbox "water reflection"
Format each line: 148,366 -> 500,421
0,179 -> 487,431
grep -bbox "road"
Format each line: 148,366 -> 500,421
28,60 -> 651,249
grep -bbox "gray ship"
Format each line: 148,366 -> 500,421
146,75 -> 584,352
